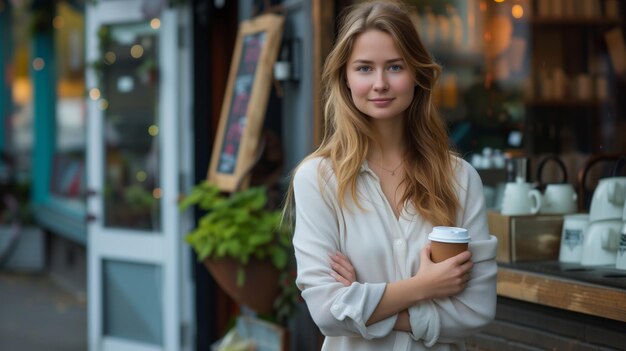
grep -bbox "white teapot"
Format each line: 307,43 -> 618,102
535,154 -> 577,214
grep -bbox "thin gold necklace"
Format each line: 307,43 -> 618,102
374,161 -> 403,176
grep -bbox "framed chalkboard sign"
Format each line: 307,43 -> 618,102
208,14 -> 285,192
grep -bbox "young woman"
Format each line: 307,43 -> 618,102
288,1 -> 498,350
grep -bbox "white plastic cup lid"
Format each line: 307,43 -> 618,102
428,226 -> 470,243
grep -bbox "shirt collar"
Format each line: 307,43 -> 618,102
360,160 -> 377,177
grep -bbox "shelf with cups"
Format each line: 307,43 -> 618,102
493,156 -> 626,322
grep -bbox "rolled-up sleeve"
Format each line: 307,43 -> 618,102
408,159 -> 498,345
293,159 -> 396,339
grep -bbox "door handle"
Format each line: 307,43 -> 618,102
85,214 -> 97,222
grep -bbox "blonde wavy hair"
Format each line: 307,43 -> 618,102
286,0 -> 459,226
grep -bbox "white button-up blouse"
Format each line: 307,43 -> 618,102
293,156 -> 498,351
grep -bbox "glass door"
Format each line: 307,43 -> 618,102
85,1 -> 185,350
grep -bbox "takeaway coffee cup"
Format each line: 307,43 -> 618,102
428,226 -> 470,263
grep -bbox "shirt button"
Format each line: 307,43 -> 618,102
395,239 -> 404,246
331,305 -> 340,312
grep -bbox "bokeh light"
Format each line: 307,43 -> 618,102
89,88 -> 101,100
130,45 -> 144,58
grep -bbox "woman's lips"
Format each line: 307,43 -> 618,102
369,98 -> 394,107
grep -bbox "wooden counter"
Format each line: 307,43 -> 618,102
497,261 -> 626,323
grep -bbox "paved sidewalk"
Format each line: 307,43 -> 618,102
0,272 -> 87,351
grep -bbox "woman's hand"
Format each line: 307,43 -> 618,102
329,251 -> 356,286
413,245 -> 473,300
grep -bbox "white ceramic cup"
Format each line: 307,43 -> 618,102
617,225 -> 626,270
580,219 -> 622,266
589,177 -> 626,222
501,180 -> 542,216
540,183 -> 578,214
559,214 -> 588,263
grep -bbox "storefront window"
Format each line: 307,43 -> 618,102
51,1 -> 86,208
99,21 -> 162,231
1,2 -> 87,242
404,0 -> 528,155
343,0 -> 626,158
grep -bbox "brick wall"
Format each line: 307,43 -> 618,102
467,297 -> 625,351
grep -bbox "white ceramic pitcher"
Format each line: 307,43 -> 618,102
501,178 -> 542,216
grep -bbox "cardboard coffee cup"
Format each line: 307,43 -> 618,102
428,226 -> 470,262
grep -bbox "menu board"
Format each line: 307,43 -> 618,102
217,32 -> 265,175
208,14 -> 284,192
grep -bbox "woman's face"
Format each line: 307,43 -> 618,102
345,29 -> 415,122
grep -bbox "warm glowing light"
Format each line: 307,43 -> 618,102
136,171 -> 147,182
150,18 -> 161,29
89,88 -> 101,100
153,188 -> 162,199
512,4 -> 524,18
148,125 -> 159,136
32,58 -> 45,71
53,16 -> 65,29
130,45 -> 144,58
494,0 -> 504,3
104,52 -> 117,65
98,99 -> 109,110
480,1 -> 487,11
12,78 -> 32,104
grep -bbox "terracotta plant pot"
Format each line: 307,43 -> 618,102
204,257 -> 281,314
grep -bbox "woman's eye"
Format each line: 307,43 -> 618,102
388,64 -> 402,72
356,66 -> 372,72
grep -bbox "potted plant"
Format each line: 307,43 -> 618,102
179,180 -> 297,320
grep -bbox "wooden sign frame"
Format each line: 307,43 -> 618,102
208,14 -> 285,192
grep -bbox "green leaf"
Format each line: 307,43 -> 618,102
216,243 -> 227,257
178,189 -> 202,210
248,232 -> 272,246
223,226 -> 238,239
224,240 -> 241,257
198,244 -> 213,261
270,247 -> 287,269
248,189 -> 267,210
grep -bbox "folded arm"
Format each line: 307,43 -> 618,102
329,243 -> 476,335
329,251 -> 412,332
